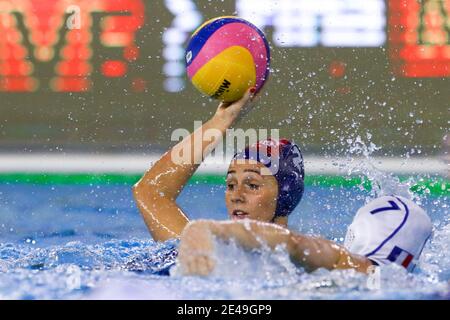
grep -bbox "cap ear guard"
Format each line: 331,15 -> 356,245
273,143 -> 305,217
274,172 -> 304,216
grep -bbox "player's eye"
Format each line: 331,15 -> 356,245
248,183 -> 260,190
226,183 -> 235,190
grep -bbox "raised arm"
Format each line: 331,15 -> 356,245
133,88 -> 256,242
178,220 -> 373,275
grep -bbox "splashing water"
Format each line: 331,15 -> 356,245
167,234 -> 450,300
0,182 -> 448,299
343,133 -> 415,200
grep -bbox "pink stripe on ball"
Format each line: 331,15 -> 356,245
186,22 -> 269,90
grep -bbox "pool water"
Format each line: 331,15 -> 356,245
0,182 -> 448,299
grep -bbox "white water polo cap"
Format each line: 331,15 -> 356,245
344,195 -> 432,271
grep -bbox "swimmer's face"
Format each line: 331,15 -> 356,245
225,160 -> 278,223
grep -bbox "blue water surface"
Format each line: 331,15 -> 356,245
0,182 -> 448,299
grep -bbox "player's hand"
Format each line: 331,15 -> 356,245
213,87 -> 257,125
178,221 -> 216,276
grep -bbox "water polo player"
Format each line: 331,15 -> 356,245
178,194 -> 432,276
132,87 -> 287,241
133,88 -> 432,276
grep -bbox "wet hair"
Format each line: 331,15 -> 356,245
232,139 -> 305,217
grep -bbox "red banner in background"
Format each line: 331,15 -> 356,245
0,0 -> 144,92
389,0 -> 450,77
1,0 -> 449,93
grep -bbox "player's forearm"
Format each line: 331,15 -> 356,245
202,221 -> 340,272
287,234 -> 371,273
212,227 -> 342,272
132,115 -> 232,242
213,223 -> 359,272
133,114 -> 233,199
286,234 -> 341,271
134,89 -> 253,200
180,220 -> 372,275
204,220 -> 291,252
178,220 -> 293,276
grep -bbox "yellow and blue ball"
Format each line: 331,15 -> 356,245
185,16 -> 271,102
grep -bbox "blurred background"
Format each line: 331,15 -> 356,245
0,0 -> 448,157
0,1 -> 449,301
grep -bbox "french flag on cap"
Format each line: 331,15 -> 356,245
387,246 -> 415,271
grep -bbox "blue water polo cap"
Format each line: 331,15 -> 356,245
232,139 -> 305,217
